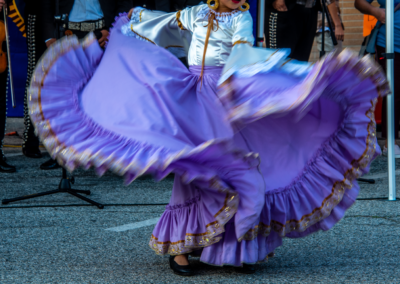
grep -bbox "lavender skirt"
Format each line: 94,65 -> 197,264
29,15 -> 389,266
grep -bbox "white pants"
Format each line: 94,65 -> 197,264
316,31 -> 343,52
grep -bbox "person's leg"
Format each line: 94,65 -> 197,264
336,39 -> 343,52
291,5 -> 318,61
316,31 -> 334,52
0,66 -> 16,173
264,3 -> 302,55
22,12 -> 46,158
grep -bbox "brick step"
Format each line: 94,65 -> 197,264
341,8 -> 362,14
344,38 -> 364,45
342,14 -> 364,20
313,33 -> 364,40
344,32 -> 365,39
344,27 -> 364,33
340,0 -> 358,3
311,42 -> 363,49
342,20 -> 364,26
341,2 -> 356,8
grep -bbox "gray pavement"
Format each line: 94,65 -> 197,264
1,118 -> 400,283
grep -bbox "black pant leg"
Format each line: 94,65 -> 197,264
264,7 -> 302,56
23,13 -> 47,151
291,5 -> 318,62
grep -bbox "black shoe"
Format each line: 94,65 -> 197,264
40,158 -> 61,170
0,157 -> 16,173
169,255 -> 194,276
235,263 -> 256,274
22,147 -> 43,159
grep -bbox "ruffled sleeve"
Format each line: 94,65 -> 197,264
131,7 -> 168,23
231,12 -> 254,47
218,11 -> 312,86
121,7 -> 193,58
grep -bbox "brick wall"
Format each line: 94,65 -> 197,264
309,0 -> 379,62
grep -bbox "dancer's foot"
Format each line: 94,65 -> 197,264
235,263 -> 256,274
174,254 -> 189,265
22,146 -> 42,159
169,255 -> 194,276
0,157 -> 16,173
40,158 -> 61,170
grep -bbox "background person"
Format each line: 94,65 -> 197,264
21,0 -> 47,160
264,0 -> 321,61
355,0 -> 400,155
316,0 -> 344,52
43,0 -> 132,48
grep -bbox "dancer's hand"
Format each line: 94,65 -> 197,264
335,25 -> 344,41
273,0 -> 288,12
128,8 -> 134,19
98,30 -> 109,48
0,0 -> 6,12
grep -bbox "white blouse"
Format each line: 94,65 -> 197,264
121,4 -> 254,67
121,4 -> 311,85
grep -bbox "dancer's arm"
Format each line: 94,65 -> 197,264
127,7 -> 169,23
121,6 -> 198,57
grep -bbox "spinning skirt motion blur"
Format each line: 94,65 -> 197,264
28,15 -> 389,266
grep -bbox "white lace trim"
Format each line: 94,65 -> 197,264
196,5 -> 242,28
131,7 -> 146,22
121,23 -> 152,43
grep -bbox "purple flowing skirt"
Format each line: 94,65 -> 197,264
29,15 -> 389,266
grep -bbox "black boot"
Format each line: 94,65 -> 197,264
235,263 -> 256,274
0,156 -> 16,173
22,146 -> 42,158
40,158 -> 61,170
169,255 -> 194,276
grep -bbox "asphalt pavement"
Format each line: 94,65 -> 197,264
1,118 -> 399,283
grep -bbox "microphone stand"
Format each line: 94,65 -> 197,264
2,0 -> 104,208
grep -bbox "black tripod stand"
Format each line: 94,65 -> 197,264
319,0 -> 338,58
2,168 -> 104,208
2,1 -> 104,209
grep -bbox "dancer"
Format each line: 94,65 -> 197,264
28,0 -> 388,276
